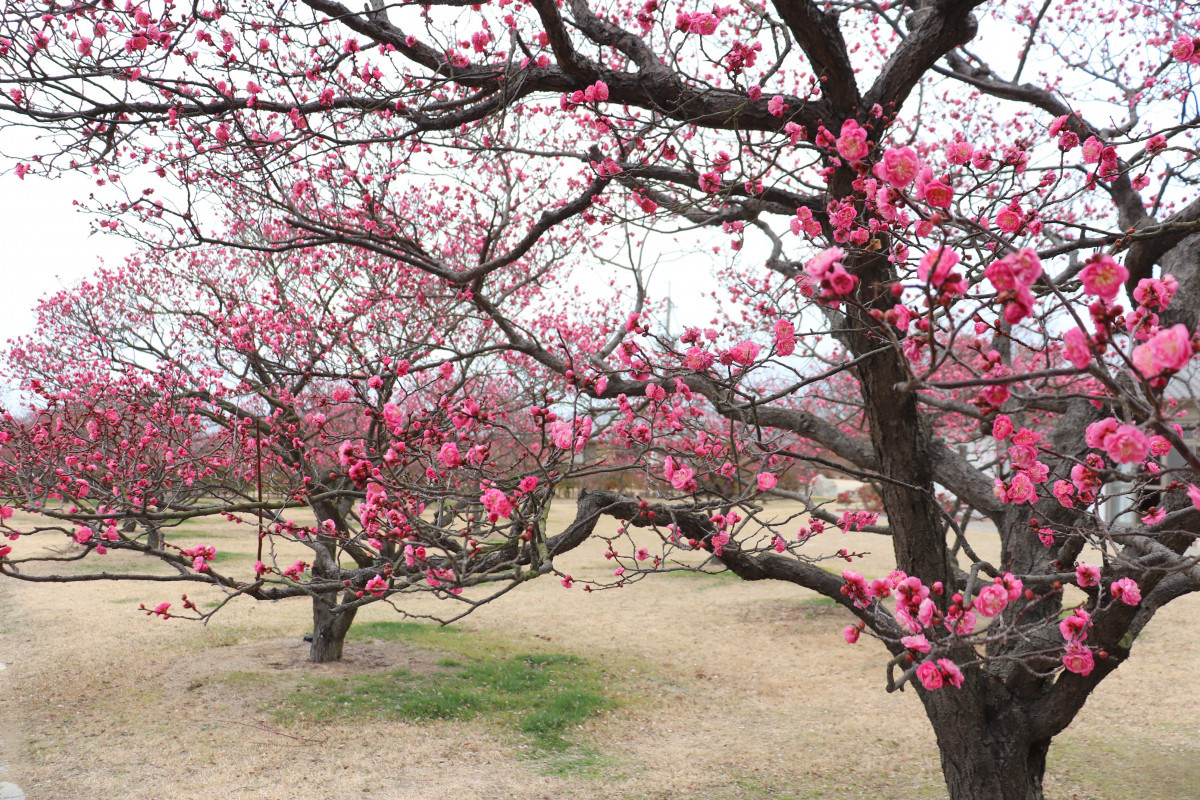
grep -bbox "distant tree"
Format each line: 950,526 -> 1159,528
4,1 -> 1200,797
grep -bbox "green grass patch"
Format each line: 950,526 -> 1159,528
280,650 -> 614,753
348,619 -> 464,644
659,567 -> 741,585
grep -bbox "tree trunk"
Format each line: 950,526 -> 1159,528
925,691 -> 1050,800
309,590 -> 358,663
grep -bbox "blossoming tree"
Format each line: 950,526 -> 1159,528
4,0 -> 1200,797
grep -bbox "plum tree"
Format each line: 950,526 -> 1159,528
3,1 -> 1200,797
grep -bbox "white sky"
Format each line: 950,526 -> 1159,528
0,170 -> 135,346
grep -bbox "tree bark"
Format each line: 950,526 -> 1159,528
309,590 -> 358,663
925,690 -> 1049,800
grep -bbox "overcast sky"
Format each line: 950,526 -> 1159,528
0,170 -> 135,347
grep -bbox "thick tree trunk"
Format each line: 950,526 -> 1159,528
926,691 -> 1049,800
309,591 -> 358,663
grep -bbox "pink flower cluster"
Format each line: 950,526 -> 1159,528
1059,607 -> 1094,675
984,248 -> 1043,324
837,510 -> 879,531
1172,34 -> 1200,64
774,318 -> 796,356
1131,323 -> 1193,378
480,486 -> 514,521
549,416 -> 593,453
805,247 -> 858,299
974,573 -> 1024,617
181,543 -> 217,572
676,11 -> 720,34
835,119 -> 870,163
364,574 -> 388,597
917,247 -> 966,296
1110,576 -> 1141,606
992,421 -> 1048,504
1086,418 -> 1148,464
663,455 -> 697,493
917,659 -> 965,690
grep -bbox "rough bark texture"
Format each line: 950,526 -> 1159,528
309,590 -> 358,663
928,689 -> 1049,800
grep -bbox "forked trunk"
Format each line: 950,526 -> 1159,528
309,590 -> 358,663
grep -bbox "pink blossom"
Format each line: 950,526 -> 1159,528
1052,480 -> 1075,508
1063,327 -> 1092,369
670,465 -> 697,493
805,246 -> 858,298
992,415 -> 1014,440
1110,577 -> 1141,606
937,659 -> 965,688
985,247 -> 1043,291
756,471 -> 778,492
1076,563 -> 1101,588
1133,275 -> 1179,310
480,487 -> 514,521
560,574 -> 573,588
1172,35 -> 1196,62
1079,255 -> 1128,300
999,573 -> 1024,602
1141,506 -> 1166,525
975,584 -> 1009,617
152,602 -> 171,618
774,318 -> 796,356
995,205 -> 1022,233
946,140 -> 974,165
806,246 -> 846,280
676,11 -> 719,34
945,608 -> 977,635
1189,483 -> 1200,511
1062,641 -> 1094,675
916,660 -> 943,690
1060,607 -> 1091,642
840,570 -> 870,607
364,575 -> 388,597
917,247 -> 961,288
684,346 -> 716,372
921,176 -> 954,208
0,506 -> 11,521
873,146 -> 920,188
729,340 -> 761,366
867,578 -> 894,599
902,633 -> 932,653
519,476 -> 539,493
1007,472 -> 1037,504
767,95 -> 788,117
438,441 -> 463,469
918,597 -> 936,628
1102,424 -> 1149,464
843,625 -> 860,644
835,119 -> 870,163
1086,418 -> 1120,449
1131,323 -> 1193,377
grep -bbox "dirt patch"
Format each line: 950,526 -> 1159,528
183,635 -> 450,677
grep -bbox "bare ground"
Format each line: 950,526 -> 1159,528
1,503 -> 1199,800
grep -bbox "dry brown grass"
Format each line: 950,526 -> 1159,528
1,502 -> 1199,800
